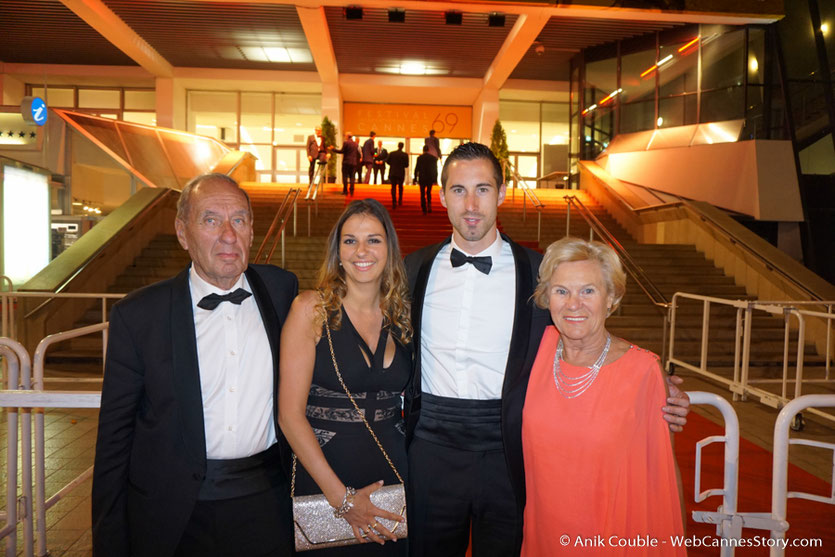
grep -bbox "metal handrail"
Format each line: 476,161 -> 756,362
0,276 -> 12,292
252,188 -> 301,268
563,195 -> 672,362
563,195 -> 669,310
506,161 -> 544,242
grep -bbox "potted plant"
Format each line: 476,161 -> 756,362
490,119 -> 512,186
321,116 -> 337,183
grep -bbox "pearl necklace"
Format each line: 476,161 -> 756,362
552,334 -> 611,399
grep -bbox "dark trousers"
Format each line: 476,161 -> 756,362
418,182 -> 433,213
342,163 -> 356,194
373,165 -> 386,184
390,177 -> 404,207
308,159 -> 315,184
174,481 -> 293,557
407,437 -> 522,557
363,162 -> 373,183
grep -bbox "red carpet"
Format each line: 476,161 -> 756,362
676,412 -> 834,555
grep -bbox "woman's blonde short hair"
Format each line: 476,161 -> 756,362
533,237 -> 626,313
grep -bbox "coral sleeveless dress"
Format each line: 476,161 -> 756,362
521,326 -> 686,556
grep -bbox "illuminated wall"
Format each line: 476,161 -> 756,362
1,164 -> 50,285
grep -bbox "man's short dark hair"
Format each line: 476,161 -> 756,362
177,173 -> 252,222
440,142 -> 503,190
398,141 -> 404,149
422,145 -> 430,153
370,131 -> 376,137
429,130 -> 436,136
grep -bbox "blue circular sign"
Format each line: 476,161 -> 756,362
30,97 -> 47,126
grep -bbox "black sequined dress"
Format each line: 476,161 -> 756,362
294,307 -> 411,556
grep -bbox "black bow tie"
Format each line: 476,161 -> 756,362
450,248 -> 492,275
197,288 -> 252,310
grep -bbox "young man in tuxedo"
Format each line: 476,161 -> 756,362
414,144 -> 438,214
403,143 -> 691,557
92,174 -> 296,557
361,131 -> 377,183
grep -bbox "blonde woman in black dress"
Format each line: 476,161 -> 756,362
279,199 -> 411,555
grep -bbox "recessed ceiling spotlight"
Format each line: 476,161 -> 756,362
488,13 -> 505,27
388,9 -> 405,23
345,6 -> 363,20
445,11 -> 462,25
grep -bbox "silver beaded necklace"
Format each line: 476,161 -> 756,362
552,333 -> 611,399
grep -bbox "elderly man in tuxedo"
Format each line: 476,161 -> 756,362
92,173 -> 297,557
403,143 -> 690,557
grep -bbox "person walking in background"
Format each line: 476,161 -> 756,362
423,129 -> 441,161
362,131 -> 377,183
332,132 -> 361,195
373,140 -> 389,185
413,145 -> 438,215
92,174 -> 297,557
307,126 -> 329,186
385,142 -> 409,210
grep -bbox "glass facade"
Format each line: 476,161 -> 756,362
573,22 -> 825,162
498,100 -> 570,185
27,85 -> 156,124
187,90 -> 321,183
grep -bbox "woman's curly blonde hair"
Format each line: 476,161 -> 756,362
314,199 -> 412,345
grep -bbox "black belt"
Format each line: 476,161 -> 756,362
198,443 -> 284,501
413,392 -> 503,451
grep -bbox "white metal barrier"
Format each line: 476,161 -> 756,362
31,323 -> 108,557
688,392 -> 835,555
770,394 -> 835,556
0,338 -> 33,557
669,293 -> 835,425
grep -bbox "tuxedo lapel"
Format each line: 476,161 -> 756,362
245,266 -> 282,431
170,268 -> 207,468
501,235 -> 535,396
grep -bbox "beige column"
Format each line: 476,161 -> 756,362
473,88 -> 500,146
155,77 -> 175,129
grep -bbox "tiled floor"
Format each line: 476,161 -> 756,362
0,372 -> 833,556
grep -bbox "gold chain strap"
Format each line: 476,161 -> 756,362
291,300 -> 404,498
323,312 -> 404,484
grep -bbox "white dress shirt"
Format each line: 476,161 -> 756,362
420,232 -> 516,400
189,268 -> 276,459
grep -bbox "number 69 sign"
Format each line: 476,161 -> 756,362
343,103 -> 472,139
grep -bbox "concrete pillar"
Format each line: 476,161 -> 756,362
155,77 -> 175,129
473,87 -> 500,146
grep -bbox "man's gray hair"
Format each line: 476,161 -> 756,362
176,173 -> 252,222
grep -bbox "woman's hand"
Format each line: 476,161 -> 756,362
342,480 -> 405,544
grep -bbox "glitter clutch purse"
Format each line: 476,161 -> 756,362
292,484 -> 407,550
291,311 -> 407,551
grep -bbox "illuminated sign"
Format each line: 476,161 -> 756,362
343,103 -> 472,139
20,96 -> 48,126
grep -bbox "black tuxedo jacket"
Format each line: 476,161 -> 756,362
386,150 -> 409,180
403,234 -> 549,511
414,152 -> 438,186
92,264 -> 298,557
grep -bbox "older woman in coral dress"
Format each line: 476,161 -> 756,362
521,237 -> 685,556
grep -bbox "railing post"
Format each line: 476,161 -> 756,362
281,229 -> 286,268
293,196 -> 297,237
537,212 -> 541,244
700,299 -> 711,371
565,199 -> 571,237
522,194 -> 527,223
827,304 -> 832,380
740,305 -> 754,402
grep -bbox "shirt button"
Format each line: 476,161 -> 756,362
230,350 -> 236,356
229,386 -> 236,393
227,425 -> 234,432
226,315 -> 232,321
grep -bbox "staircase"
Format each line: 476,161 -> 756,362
45,183 -> 824,391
